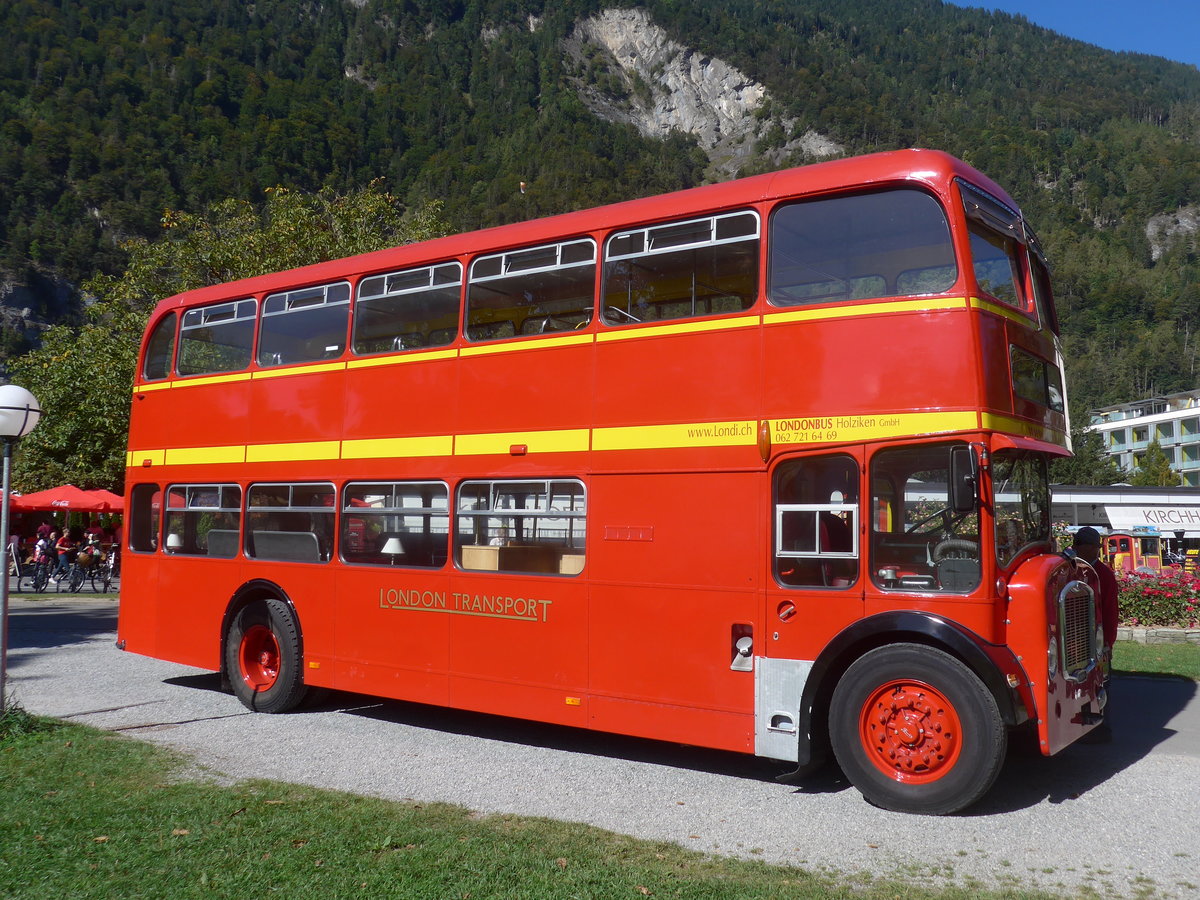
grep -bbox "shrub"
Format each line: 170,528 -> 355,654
1116,568 -> 1200,628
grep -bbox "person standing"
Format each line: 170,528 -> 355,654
1071,527 -> 1119,657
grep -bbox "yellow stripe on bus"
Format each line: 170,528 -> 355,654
969,297 -> 1039,328
252,362 -> 346,380
126,449 -> 166,467
346,348 -> 459,370
341,435 -> 455,459
459,333 -> 593,357
981,413 -> 1067,444
595,315 -> 759,343
593,421 -> 758,452
455,429 -> 591,456
763,297 -> 966,326
163,445 -> 247,466
245,440 -> 342,463
768,411 -> 978,446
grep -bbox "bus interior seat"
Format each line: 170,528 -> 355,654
251,530 -> 321,563
206,529 -> 240,558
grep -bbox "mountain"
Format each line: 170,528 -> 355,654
2,0 -> 1199,413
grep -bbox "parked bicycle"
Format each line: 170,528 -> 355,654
57,542 -> 114,593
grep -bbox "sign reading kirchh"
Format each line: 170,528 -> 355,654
1105,506 -> 1200,534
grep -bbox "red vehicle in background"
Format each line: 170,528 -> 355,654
118,149 -> 1106,815
1103,528 -> 1163,574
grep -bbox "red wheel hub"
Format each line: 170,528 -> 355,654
859,679 -> 962,784
239,624 -> 280,691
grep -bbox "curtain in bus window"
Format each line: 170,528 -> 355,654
177,300 -> 256,376
602,211 -> 758,325
341,481 -> 449,568
258,283 -> 350,367
466,241 -> 595,342
768,190 -> 955,306
245,483 -> 335,562
353,263 -> 462,355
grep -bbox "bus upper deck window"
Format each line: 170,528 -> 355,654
178,300 -> 256,376
258,282 -> 351,367
467,241 -> 596,341
603,211 -> 759,325
142,312 -> 177,382
354,263 -> 462,356
959,180 -> 1028,311
768,190 -> 955,306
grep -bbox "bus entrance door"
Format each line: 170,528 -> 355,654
761,451 -> 866,760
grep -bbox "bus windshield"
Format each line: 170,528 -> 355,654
992,450 -> 1052,567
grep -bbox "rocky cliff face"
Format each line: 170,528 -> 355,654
564,8 -> 841,178
1147,206 -> 1200,261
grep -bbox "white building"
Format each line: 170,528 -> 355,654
1088,390 -> 1200,487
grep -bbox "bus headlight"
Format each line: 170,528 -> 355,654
1047,636 -> 1059,679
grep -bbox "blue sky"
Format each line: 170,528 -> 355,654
947,1 -> 1200,69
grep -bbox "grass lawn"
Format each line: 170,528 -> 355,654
0,712 -> 1061,900
1113,639 -> 1200,680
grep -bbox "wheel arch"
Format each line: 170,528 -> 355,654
219,579 -> 304,687
793,610 -> 1027,768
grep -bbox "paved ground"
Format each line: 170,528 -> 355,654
6,598 -> 1200,898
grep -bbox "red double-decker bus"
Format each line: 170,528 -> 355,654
118,149 -> 1107,815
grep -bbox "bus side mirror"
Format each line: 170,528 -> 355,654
949,445 -> 978,513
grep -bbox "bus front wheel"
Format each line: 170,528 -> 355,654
829,643 -> 1005,815
225,597 -> 307,713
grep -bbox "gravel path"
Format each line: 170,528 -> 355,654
7,598 -> 1200,898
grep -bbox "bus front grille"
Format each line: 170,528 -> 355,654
1058,581 -> 1097,680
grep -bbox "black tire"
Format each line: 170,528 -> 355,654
31,564 -> 48,593
68,565 -> 85,593
829,643 -> 1006,816
224,596 -> 307,713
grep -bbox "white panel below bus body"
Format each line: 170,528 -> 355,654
754,656 -> 813,761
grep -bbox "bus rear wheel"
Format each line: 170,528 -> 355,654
225,597 -> 307,713
829,643 -> 1005,815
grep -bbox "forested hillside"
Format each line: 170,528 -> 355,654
2,0 -> 1199,413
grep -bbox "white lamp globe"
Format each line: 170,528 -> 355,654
0,385 -> 41,438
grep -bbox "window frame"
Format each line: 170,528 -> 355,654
455,478 -> 587,575
466,239 -> 597,343
142,313 -> 177,382
602,210 -> 760,326
163,483 -> 243,558
767,188 -> 956,308
341,480 -> 450,569
178,298 -> 257,376
245,481 -> 336,563
257,281 -> 351,368
352,262 -> 463,356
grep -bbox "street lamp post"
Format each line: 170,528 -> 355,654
0,385 -> 42,712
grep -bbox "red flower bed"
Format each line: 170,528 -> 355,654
1116,568 -> 1200,628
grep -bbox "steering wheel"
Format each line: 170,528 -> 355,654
933,538 -> 979,562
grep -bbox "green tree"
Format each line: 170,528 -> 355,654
6,184 -> 449,492
1050,426 -> 1128,485
1128,439 -> 1182,487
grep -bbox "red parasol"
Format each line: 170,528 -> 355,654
10,484 -> 124,513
